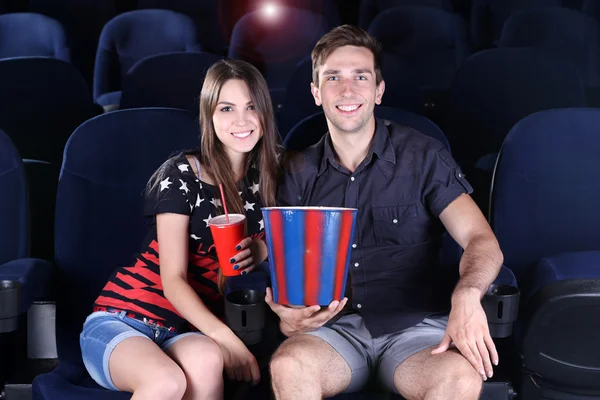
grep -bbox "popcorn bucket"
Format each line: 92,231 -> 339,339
262,207 -> 358,306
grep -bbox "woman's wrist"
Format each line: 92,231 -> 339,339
203,320 -> 235,342
253,237 -> 269,264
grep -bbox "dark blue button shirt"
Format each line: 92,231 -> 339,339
277,118 -> 473,337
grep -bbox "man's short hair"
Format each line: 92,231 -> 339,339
311,24 -> 383,87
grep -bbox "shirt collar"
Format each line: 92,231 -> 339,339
317,118 -> 396,177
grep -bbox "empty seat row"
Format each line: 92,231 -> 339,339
5,4 -> 600,108
11,0 -> 341,91
0,44 -> 589,182
2,4 -> 600,112
3,0 -> 599,64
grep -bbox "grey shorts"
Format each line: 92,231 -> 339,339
305,313 -> 448,394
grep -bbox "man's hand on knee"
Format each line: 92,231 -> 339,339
431,289 -> 498,381
265,287 -> 348,337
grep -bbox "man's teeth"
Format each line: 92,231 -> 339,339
337,105 -> 360,112
232,130 -> 252,138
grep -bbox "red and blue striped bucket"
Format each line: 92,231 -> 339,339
262,207 -> 358,306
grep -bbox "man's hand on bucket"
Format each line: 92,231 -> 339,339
265,287 -> 348,337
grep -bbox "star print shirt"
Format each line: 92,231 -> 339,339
93,153 -> 265,331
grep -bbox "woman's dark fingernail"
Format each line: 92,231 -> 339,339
230,258 -> 235,263
236,245 -> 241,251
241,270 -> 247,275
233,265 -> 239,270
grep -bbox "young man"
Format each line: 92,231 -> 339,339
265,25 -> 504,399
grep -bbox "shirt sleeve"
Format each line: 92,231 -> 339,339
144,158 -> 198,217
422,143 -> 473,217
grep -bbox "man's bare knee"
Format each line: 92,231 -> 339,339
270,335 -> 351,400
393,347 -> 483,400
270,336 -> 322,381
438,363 -> 482,398
428,359 -> 482,400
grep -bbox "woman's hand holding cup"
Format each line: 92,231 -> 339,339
229,237 -> 268,275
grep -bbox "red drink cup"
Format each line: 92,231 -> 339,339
208,214 -> 246,276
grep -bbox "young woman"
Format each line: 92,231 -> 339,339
80,60 -> 280,400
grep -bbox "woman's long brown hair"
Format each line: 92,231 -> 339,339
199,60 -> 281,291
198,59 -> 280,215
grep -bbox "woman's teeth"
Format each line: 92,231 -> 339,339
232,130 -> 252,138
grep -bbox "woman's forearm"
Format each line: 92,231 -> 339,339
163,276 -> 231,340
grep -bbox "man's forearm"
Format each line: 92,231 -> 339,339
453,234 -> 503,300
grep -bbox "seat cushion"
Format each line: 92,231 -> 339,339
33,364 -> 131,400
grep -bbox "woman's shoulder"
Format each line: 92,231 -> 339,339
146,152 -> 200,197
159,153 -> 199,180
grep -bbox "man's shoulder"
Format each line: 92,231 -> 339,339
380,118 -> 447,155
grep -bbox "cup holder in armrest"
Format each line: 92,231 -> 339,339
482,284 -> 520,338
0,280 -> 21,333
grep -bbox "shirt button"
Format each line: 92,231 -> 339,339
458,173 -> 463,178
356,303 -> 362,309
350,177 -> 355,181
352,243 -> 357,249
354,262 -> 359,267
393,219 -> 398,224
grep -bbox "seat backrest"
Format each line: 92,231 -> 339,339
0,13 -> 70,61
227,7 -> 326,91
137,0 -> 340,55
368,6 -> 471,90
29,0 -> 118,86
93,9 -> 201,100
379,52 -> 426,113
442,47 -> 587,168
359,0 -> 453,29
471,0 -> 565,47
137,0 -> 231,55
375,106 -> 450,150
0,57 -> 99,165
120,51 -> 222,113
279,56 -> 321,137
490,108 -> 600,281
271,0 -> 340,29
583,0 -> 600,21
283,107 -> 450,152
243,0 -> 340,29
54,108 -> 200,367
0,129 -> 28,265
499,7 -> 600,87
564,0 -> 583,8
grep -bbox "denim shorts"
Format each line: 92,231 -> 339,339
80,310 -> 204,391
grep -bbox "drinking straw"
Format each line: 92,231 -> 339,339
219,183 -> 230,223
